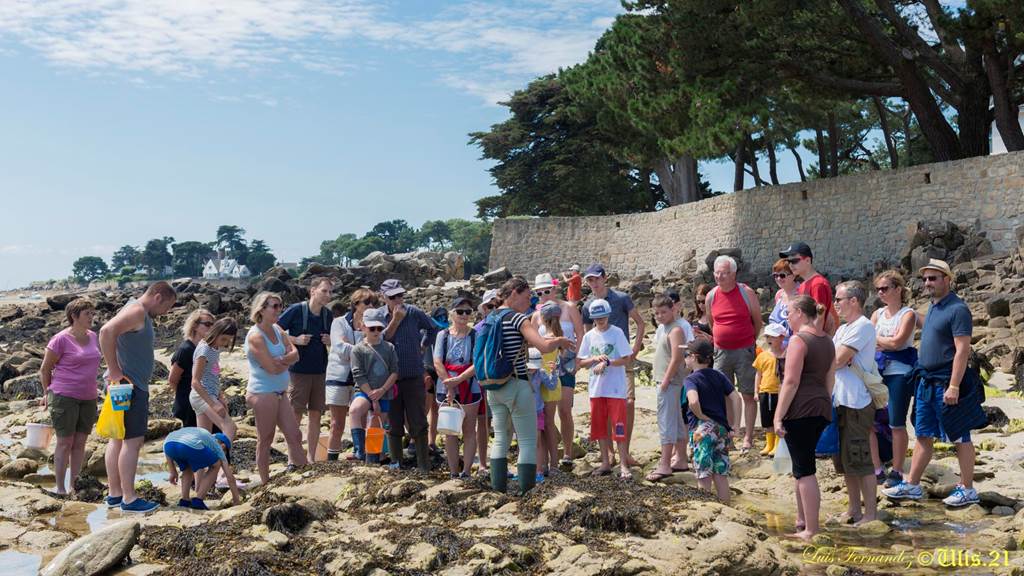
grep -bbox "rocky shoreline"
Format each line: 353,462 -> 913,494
2,223 -> 1024,575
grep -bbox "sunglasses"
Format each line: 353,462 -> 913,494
922,275 -> 942,283
266,302 -> 282,310
682,351 -> 691,358
875,285 -> 893,293
786,257 -> 802,265
359,299 -> 377,306
388,293 -> 405,300
536,289 -> 552,296
454,309 -> 473,316
197,321 -> 214,327
366,326 -> 384,332
483,303 -> 496,311
772,272 -> 790,280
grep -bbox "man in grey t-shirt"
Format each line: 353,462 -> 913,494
99,281 -> 180,514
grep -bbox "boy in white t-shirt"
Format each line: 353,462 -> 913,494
577,298 -> 633,479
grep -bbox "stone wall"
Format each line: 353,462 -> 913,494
489,151 -> 1024,281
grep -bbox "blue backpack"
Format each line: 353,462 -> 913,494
474,308 -> 524,390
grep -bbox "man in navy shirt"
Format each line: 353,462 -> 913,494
882,259 -> 979,507
379,279 -> 438,472
277,276 -> 334,465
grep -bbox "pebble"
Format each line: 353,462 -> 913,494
991,506 -> 1015,516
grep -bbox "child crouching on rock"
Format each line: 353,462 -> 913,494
163,409 -> 241,511
683,339 -> 740,503
577,299 -> 633,480
754,323 -> 787,456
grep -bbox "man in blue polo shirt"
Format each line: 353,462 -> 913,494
882,259 -> 979,507
379,279 -> 438,472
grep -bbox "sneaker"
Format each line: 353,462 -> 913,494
535,473 -> 545,484
105,495 -> 123,508
388,462 -> 401,471
190,498 -> 210,511
875,470 -> 887,485
883,470 -> 903,489
942,485 -> 980,508
120,498 -> 160,514
881,481 -> 924,500
177,499 -> 192,508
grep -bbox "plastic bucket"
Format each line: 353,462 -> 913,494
365,416 -> 385,456
108,383 -> 134,412
772,437 -> 792,475
25,423 -> 53,450
314,432 -> 331,462
437,402 -> 464,436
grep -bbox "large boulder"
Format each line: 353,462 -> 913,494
985,295 -> 1011,318
1,374 -> 43,400
0,458 -> 39,479
41,520 -> 140,576
47,293 -> 81,311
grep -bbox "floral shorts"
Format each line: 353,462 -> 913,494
689,421 -> 731,479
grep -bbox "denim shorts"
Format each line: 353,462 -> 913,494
883,372 -> 914,428
914,380 -> 970,443
354,391 -> 390,413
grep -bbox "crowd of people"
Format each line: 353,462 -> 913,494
34,242 -> 987,540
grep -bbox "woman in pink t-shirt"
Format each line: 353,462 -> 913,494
39,298 -> 102,495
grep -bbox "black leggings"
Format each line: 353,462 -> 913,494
782,416 -> 829,479
759,393 -> 778,429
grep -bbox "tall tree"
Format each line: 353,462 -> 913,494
471,75 -> 662,218
246,239 -> 276,275
72,256 -> 109,283
172,241 -> 212,278
365,220 -> 417,254
215,225 -> 247,258
418,220 -> 452,251
111,245 -> 141,270
141,237 -> 174,278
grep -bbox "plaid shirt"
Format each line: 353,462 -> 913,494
381,304 -> 437,378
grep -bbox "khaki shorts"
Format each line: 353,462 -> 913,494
289,372 -> 327,413
833,404 -> 875,477
49,392 -> 98,437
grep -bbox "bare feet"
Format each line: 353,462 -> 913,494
625,456 -> 640,467
852,515 -> 876,526
786,529 -> 815,541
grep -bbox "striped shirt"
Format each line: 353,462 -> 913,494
500,310 -> 529,379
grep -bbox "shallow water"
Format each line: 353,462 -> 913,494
0,550 -> 42,575
738,492 -> 1006,575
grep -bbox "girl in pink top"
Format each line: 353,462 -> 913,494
39,298 -> 102,495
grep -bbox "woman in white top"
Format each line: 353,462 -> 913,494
531,272 -> 583,466
324,288 -> 377,461
870,270 -> 918,489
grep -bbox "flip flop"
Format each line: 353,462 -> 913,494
671,467 -> 689,473
645,471 -> 673,482
591,468 -> 612,477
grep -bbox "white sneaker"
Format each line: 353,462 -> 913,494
942,485 -> 979,508
881,481 -> 923,500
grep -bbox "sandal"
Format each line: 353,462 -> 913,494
671,466 -> 689,473
645,471 -> 673,482
591,468 -> 612,477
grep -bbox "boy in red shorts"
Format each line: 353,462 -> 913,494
578,298 -> 633,479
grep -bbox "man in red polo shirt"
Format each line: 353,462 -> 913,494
780,242 -> 838,336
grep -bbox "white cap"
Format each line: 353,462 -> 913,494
527,347 -> 543,370
533,273 -> 556,290
764,323 -> 787,338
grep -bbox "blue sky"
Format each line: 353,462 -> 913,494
0,0 -> 805,289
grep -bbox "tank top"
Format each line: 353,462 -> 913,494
784,332 -> 835,421
652,323 -> 687,385
246,325 -> 290,394
710,285 -> 756,350
875,306 -> 915,375
112,300 -> 154,392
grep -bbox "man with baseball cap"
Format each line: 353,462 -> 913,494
779,242 -> 838,335
377,278 -> 438,472
581,263 -> 646,465
883,259 -> 983,507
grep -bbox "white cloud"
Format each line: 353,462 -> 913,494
0,0 -> 621,104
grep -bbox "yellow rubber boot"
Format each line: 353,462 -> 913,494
760,432 -> 776,456
766,432 -> 779,456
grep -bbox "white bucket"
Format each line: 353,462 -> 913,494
108,383 -> 134,412
26,423 -> 54,450
437,402 -> 465,437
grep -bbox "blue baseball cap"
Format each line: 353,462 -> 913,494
584,264 -> 606,279
588,298 -> 611,319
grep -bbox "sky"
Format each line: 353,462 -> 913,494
0,0 -> 809,290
